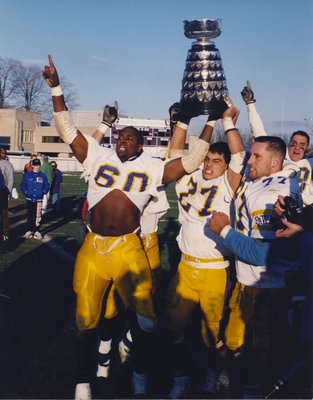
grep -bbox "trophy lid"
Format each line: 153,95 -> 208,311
183,19 -> 221,39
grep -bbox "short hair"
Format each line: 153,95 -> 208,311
209,142 -> 231,164
31,154 -> 37,159
42,155 -> 49,162
120,126 -> 144,145
290,130 -> 310,146
51,161 -> 57,167
254,136 -> 286,160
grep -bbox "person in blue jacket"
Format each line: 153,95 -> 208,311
21,158 -> 50,239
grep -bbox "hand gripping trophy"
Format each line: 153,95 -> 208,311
180,19 -> 229,118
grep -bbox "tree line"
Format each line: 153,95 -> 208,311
0,57 -> 80,123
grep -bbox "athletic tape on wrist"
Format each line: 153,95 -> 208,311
181,138 -> 210,174
97,122 -> 111,134
205,120 -> 216,128
53,111 -> 77,145
51,85 -> 63,96
176,121 -> 189,130
222,116 -> 235,132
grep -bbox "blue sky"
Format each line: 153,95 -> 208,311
1,0 -> 313,139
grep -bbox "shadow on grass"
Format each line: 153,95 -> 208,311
0,243 -> 76,398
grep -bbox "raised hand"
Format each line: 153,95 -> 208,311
102,101 -> 118,126
42,54 -> 60,88
223,97 -> 240,125
241,80 -> 255,104
168,102 -> 191,127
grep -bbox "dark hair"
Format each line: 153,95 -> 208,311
120,126 -> 144,145
254,136 -> 286,160
290,130 -> 310,146
209,142 -> 231,164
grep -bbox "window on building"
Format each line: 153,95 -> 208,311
0,136 -> 10,145
23,131 -> 35,143
42,136 -> 64,143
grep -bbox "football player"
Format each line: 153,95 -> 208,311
42,55 -> 214,400
210,136 -> 302,398
241,80 -> 313,205
162,99 -> 245,398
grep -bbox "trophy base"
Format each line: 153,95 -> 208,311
180,98 -> 228,118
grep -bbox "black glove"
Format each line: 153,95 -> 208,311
207,110 -> 223,122
241,80 -> 255,104
102,101 -> 118,127
168,102 -> 191,128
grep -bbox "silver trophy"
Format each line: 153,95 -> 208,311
180,19 -> 229,117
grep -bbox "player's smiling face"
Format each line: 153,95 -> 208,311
248,142 -> 274,180
288,134 -> 309,162
116,129 -> 142,162
202,152 -> 227,180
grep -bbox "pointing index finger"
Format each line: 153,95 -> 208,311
48,54 -> 53,67
246,80 -> 251,89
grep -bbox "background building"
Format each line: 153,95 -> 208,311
0,108 -> 195,171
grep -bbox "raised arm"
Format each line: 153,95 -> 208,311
221,99 -> 246,193
241,80 -> 267,137
168,102 -> 189,159
163,102 -> 228,184
92,102 -> 118,143
162,119 -> 213,184
42,55 -> 88,163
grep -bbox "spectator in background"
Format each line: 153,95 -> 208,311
40,155 -> 54,215
21,158 -> 50,239
50,161 -> 63,212
24,154 -> 38,174
0,147 -> 14,243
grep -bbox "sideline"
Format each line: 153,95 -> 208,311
42,234 -> 76,265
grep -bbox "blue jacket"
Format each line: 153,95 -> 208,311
21,170 -> 50,202
51,168 -> 63,194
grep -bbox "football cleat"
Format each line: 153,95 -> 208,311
169,375 -> 191,399
132,371 -> 148,397
74,383 -> 92,400
24,231 -> 33,239
33,231 -> 43,240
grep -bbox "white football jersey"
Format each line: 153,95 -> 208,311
234,170 -> 302,287
175,168 -> 233,265
82,135 -> 166,211
140,186 -> 169,234
284,154 -> 313,205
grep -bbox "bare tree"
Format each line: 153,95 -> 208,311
13,64 -> 48,112
211,120 -> 252,145
0,57 -> 21,108
39,75 -> 80,123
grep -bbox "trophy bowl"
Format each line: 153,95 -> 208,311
183,19 -> 221,39
180,18 -> 228,117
